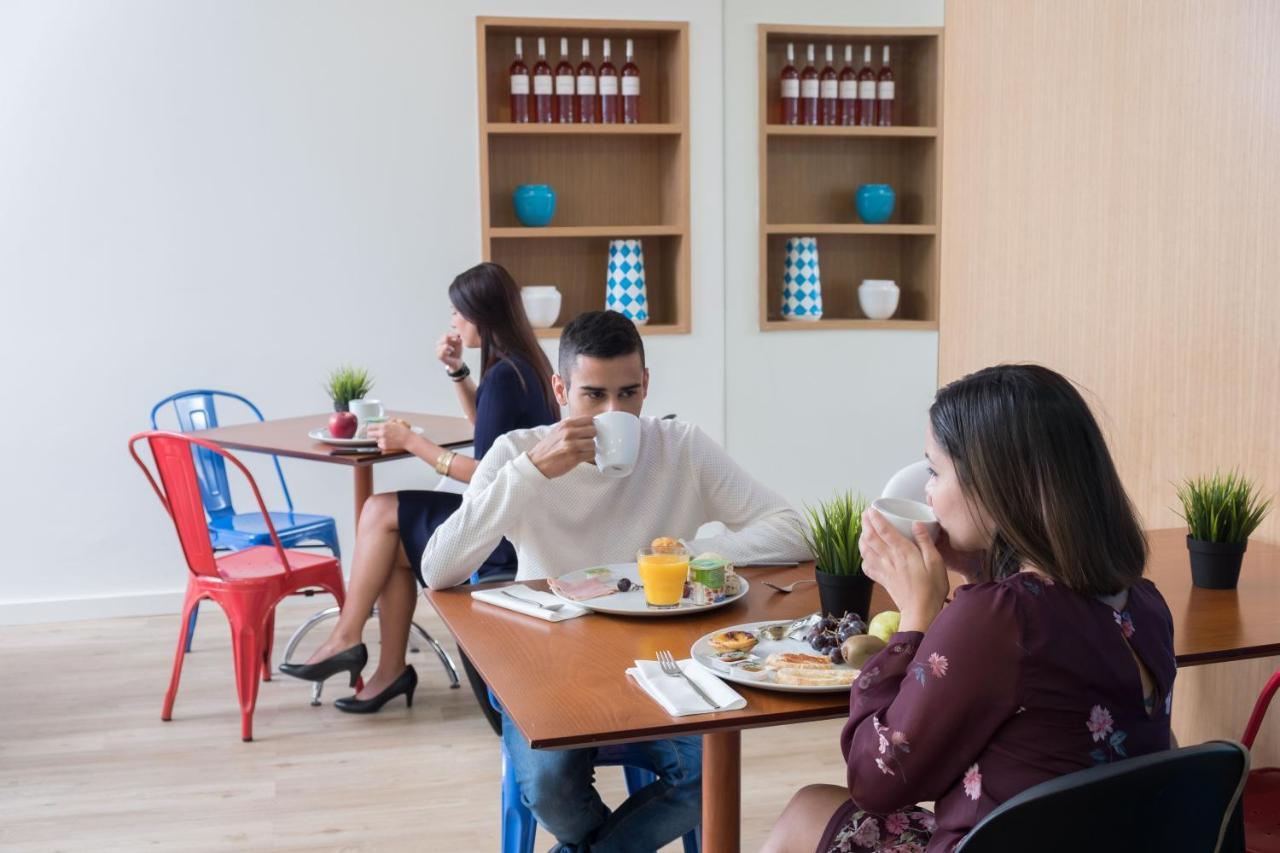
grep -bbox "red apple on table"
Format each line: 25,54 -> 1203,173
328,411 -> 358,439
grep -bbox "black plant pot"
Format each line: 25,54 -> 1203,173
333,400 -> 348,413
1187,536 -> 1247,590
815,569 -> 874,620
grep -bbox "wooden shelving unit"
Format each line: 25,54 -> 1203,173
477,17 -> 691,338
758,25 -> 943,331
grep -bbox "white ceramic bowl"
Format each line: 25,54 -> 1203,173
858,279 -> 900,320
871,497 -> 940,541
521,286 -> 562,328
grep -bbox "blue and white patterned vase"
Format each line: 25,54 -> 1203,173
781,236 -> 823,320
606,239 -> 649,325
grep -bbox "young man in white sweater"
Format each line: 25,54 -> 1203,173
422,310 -> 810,852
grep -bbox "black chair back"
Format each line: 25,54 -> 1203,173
955,741 -> 1249,853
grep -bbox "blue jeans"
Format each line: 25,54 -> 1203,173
501,708 -> 702,852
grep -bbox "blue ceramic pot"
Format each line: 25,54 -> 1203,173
855,184 -> 896,224
513,184 -> 557,227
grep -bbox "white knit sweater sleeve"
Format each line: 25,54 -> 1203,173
681,426 -> 812,563
419,433 -> 545,590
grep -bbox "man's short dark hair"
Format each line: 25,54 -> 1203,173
557,311 -> 646,381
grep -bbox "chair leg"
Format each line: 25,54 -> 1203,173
229,616 -> 265,742
183,603 -> 199,653
409,622 -> 461,688
261,610 -> 276,682
501,749 -> 538,853
163,587 -> 201,721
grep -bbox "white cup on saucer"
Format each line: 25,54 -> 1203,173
593,412 -> 641,478
871,497 -> 940,541
348,398 -> 384,438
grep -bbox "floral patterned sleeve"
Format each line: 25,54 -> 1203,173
839,583 -> 1023,814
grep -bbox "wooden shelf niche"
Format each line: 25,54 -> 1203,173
478,17 -> 691,337
758,25 -> 943,330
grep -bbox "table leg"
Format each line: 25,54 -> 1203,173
353,466 -> 373,526
702,729 -> 741,853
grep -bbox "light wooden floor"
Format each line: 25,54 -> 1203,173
0,596 -> 849,852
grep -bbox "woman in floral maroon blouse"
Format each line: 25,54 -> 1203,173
763,365 -> 1177,853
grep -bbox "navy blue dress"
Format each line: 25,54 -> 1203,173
399,356 -> 559,585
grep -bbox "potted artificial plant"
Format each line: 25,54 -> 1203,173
325,365 -> 373,413
802,492 -> 873,619
1175,470 -> 1272,590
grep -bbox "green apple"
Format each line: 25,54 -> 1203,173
867,610 -> 901,644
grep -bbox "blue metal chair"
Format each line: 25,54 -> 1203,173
151,390 -> 341,651
491,689 -> 701,853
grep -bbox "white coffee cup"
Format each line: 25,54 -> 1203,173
592,411 -> 641,478
871,497 -> 940,541
348,398 -> 385,438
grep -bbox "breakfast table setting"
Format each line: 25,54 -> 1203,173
428,529 -> 1280,853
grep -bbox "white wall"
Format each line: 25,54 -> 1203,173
0,0 -> 723,622
721,0 -> 943,510
0,0 -> 937,623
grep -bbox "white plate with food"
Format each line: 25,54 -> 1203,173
547,563 -> 749,617
691,616 -> 881,693
308,426 -> 423,447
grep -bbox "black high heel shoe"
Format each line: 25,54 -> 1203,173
278,643 -> 368,686
333,665 -> 417,714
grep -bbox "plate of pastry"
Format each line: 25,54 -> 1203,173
546,560 -> 749,618
690,617 -> 876,693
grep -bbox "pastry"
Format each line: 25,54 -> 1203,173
709,630 -> 758,653
763,651 -> 833,670
775,667 -> 858,687
650,536 -> 682,554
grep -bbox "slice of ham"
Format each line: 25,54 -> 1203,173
548,574 -> 619,601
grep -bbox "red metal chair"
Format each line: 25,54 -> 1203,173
1242,663 -> 1280,852
129,431 -> 349,741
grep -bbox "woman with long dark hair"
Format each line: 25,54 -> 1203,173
763,364 -> 1176,852
280,263 -> 559,712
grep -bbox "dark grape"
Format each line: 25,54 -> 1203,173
828,646 -> 844,665
818,617 -> 836,632
616,578 -> 632,592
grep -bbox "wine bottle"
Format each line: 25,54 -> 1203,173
838,45 -> 857,126
820,44 -> 838,126
599,38 -> 619,124
554,37 -> 575,123
509,37 -> 530,124
779,42 -> 799,125
801,44 -> 819,126
876,45 -> 895,126
856,45 -> 876,127
577,38 -> 597,124
621,38 -> 641,124
533,37 -> 554,123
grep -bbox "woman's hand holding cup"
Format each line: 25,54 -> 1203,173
436,333 -> 464,371
860,509 -> 950,634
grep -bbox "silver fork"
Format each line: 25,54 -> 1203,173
656,650 -> 721,710
501,588 -> 564,612
761,579 -> 816,594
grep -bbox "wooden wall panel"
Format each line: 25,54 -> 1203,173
940,0 -> 1280,763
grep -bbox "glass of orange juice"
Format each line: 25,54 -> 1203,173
636,545 -> 689,609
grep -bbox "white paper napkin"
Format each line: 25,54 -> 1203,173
626,658 -> 747,716
470,584 -> 589,622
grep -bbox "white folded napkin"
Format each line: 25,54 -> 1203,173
470,584 -> 589,622
626,658 -> 747,717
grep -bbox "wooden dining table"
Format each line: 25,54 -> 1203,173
191,410 -> 474,523
426,527 -> 1280,852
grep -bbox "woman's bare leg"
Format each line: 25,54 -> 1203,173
354,544 -> 417,698
305,493 -> 404,664
760,784 -> 850,853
